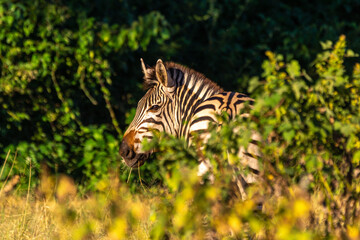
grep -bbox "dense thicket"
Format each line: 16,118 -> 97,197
1,0 -> 360,191
1,1 -> 360,238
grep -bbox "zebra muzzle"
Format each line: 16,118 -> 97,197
119,138 -> 135,159
131,153 -> 149,168
122,152 -> 149,168
119,135 -> 150,168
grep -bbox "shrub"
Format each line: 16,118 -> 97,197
0,0 -> 169,190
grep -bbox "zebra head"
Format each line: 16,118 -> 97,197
120,59 -> 179,168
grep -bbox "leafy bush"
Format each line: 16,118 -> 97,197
0,0 -> 170,190
1,0 -> 360,192
2,35 -> 359,239
1,0 -> 360,238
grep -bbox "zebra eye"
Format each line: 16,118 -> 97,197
148,105 -> 161,111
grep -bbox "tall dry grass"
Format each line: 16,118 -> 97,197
0,150 -> 152,240
0,176 -> 153,240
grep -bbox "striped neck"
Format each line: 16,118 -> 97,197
166,63 -> 223,138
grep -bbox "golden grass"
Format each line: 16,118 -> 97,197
0,187 -> 154,240
0,151 -> 153,240
0,195 -> 55,240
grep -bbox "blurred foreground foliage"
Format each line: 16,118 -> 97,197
1,35 -> 359,239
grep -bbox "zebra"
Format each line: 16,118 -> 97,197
119,59 -> 261,199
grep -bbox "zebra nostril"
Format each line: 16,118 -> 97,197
120,140 -> 133,159
120,130 -> 137,160
127,148 -> 135,159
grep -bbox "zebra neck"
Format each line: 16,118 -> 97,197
171,69 -> 222,138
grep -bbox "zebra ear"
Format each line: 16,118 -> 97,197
156,59 -> 174,87
140,58 -> 150,79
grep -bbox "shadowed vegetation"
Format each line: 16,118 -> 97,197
1,0 -> 360,239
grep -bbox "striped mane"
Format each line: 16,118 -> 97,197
143,62 -> 223,99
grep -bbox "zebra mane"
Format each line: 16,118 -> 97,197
143,62 -> 223,95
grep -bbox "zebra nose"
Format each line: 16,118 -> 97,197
119,140 -> 135,159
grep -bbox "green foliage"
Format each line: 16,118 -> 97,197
0,0 -> 170,189
0,0 -> 359,236
1,7 -> 360,239
2,0 -> 360,191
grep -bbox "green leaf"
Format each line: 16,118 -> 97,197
248,76 -> 260,93
283,130 -> 295,142
291,81 -> 307,100
320,40 -> 332,50
286,60 -> 301,78
334,122 -> 355,136
353,151 -> 360,165
264,94 -> 282,108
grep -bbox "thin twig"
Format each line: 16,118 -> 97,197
51,69 -> 64,103
51,68 -> 82,126
79,68 -> 98,105
127,167 -> 133,183
138,161 -> 146,192
264,98 -> 285,117
26,159 -> 32,204
98,77 -> 122,137
0,149 -> 11,180
0,149 -> 17,195
22,157 -> 32,231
